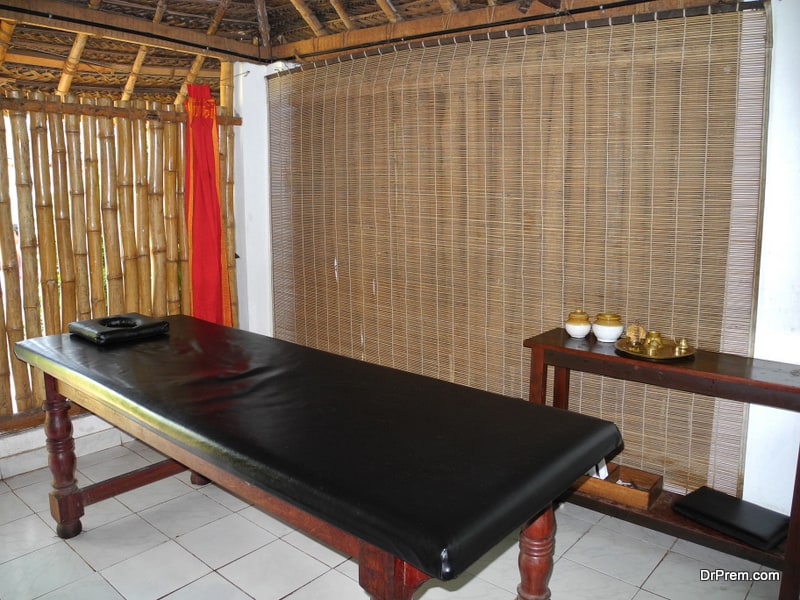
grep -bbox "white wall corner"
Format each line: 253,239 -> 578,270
743,0 -> 800,514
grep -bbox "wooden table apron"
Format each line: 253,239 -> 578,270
524,328 -> 800,600
14,317 -> 621,600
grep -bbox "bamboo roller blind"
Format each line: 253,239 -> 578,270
0,92 -> 238,420
268,6 -> 768,495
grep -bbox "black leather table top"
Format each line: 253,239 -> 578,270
15,315 -> 621,580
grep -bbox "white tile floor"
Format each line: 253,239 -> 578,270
0,441 -> 783,600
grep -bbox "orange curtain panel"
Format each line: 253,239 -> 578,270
184,84 -> 232,326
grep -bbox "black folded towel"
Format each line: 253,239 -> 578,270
68,313 -> 169,345
673,485 -> 789,550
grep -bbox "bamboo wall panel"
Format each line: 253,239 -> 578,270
269,8 -> 768,495
0,91 -> 238,423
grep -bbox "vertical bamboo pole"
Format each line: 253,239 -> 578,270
224,119 -> 238,326
177,106 -> 190,315
163,105 -> 181,315
0,107 -> 23,415
96,98 -> 124,314
132,100 -> 151,315
81,98 -> 107,316
48,94 -> 77,328
219,61 -> 238,326
114,101 -> 139,313
29,91 -> 60,334
148,102 -> 167,317
7,90 -> 42,408
64,95 -> 91,321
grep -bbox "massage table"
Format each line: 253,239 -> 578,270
14,315 -> 621,599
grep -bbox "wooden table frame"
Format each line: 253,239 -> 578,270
41,372 -> 556,600
524,328 -> 800,600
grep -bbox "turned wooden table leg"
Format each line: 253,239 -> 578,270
517,505 -> 555,600
43,374 -> 84,538
358,541 -> 430,600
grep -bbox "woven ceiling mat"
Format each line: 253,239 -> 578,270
0,0 -> 739,101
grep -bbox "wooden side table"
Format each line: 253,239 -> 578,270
524,328 -> 800,600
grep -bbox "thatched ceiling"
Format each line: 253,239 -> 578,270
0,0 -> 728,103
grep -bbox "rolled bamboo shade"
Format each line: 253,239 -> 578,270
268,5 -> 768,495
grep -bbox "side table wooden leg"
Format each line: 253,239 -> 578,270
778,442 -> 800,600
528,346 -> 548,405
552,367 -> 570,410
517,505 -> 555,600
358,541 -> 430,600
43,375 -> 84,539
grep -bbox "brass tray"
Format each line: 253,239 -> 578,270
615,337 -> 695,361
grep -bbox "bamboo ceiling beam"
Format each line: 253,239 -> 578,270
0,0 -> 269,63
56,0 -> 103,97
121,0 -> 167,101
3,51 -> 219,79
330,0 -> 357,30
291,0 -> 329,36
273,0 -> 725,61
174,0 -> 231,106
0,95 -> 242,125
439,0 -> 459,14
55,32 -> 89,95
375,0 -> 403,23
254,0 -> 272,45
0,20 -> 14,65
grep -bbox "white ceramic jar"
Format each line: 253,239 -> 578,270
565,309 -> 591,338
592,313 -> 624,342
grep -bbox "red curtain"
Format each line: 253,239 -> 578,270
184,84 -> 232,325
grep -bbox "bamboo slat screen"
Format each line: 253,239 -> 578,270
268,5 -> 768,495
0,92 -> 238,422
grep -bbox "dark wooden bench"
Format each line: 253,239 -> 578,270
15,315 -> 621,599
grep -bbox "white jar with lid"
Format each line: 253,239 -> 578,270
592,313 -> 624,342
565,310 -> 591,338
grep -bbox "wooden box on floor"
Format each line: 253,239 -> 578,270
571,463 -> 663,510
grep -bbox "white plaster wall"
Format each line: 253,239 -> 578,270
232,62 -> 274,336
742,0 -> 800,514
